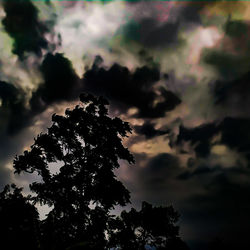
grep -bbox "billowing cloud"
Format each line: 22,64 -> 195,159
2,0 -> 49,59
83,56 -> 181,118
134,121 -> 169,139
213,70 -> 250,118
122,18 -> 180,49
176,117 -> 250,162
177,122 -> 218,158
51,1 -> 129,76
30,52 -> 80,112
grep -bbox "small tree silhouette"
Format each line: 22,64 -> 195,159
0,184 -> 40,250
108,201 -> 189,250
13,94 -> 134,249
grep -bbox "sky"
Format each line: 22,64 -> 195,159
0,0 -> 250,249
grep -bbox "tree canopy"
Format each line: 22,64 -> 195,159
13,93 -> 134,249
0,184 -> 40,250
108,201 -> 189,250
0,94 -> 190,250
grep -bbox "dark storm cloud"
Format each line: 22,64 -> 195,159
1,53 -> 179,135
181,167 -> 250,249
0,53 -> 80,137
146,153 -> 178,172
134,121 -> 169,139
30,53 -> 80,113
176,117 -> 250,163
40,53 -> 79,102
141,153 -> 180,183
0,81 -> 29,135
177,166 -> 219,181
224,19 -> 248,38
2,0 -> 49,58
219,117 -> 250,161
171,115 -> 250,246
122,153 -> 185,206
177,123 -> 218,158
203,49 -> 250,80
179,4 -> 202,26
122,1 -> 203,50
123,18 -> 180,49
83,57 -> 181,118
214,71 -> 250,117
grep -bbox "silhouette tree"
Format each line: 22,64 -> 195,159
0,184 -> 40,250
108,201 -> 189,250
13,94 -> 134,249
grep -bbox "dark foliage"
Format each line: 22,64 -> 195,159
0,184 -> 40,250
108,201 -> 189,250
0,94 -> 189,250
13,94 -> 134,249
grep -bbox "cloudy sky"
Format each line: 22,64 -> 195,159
1,0 -> 250,249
